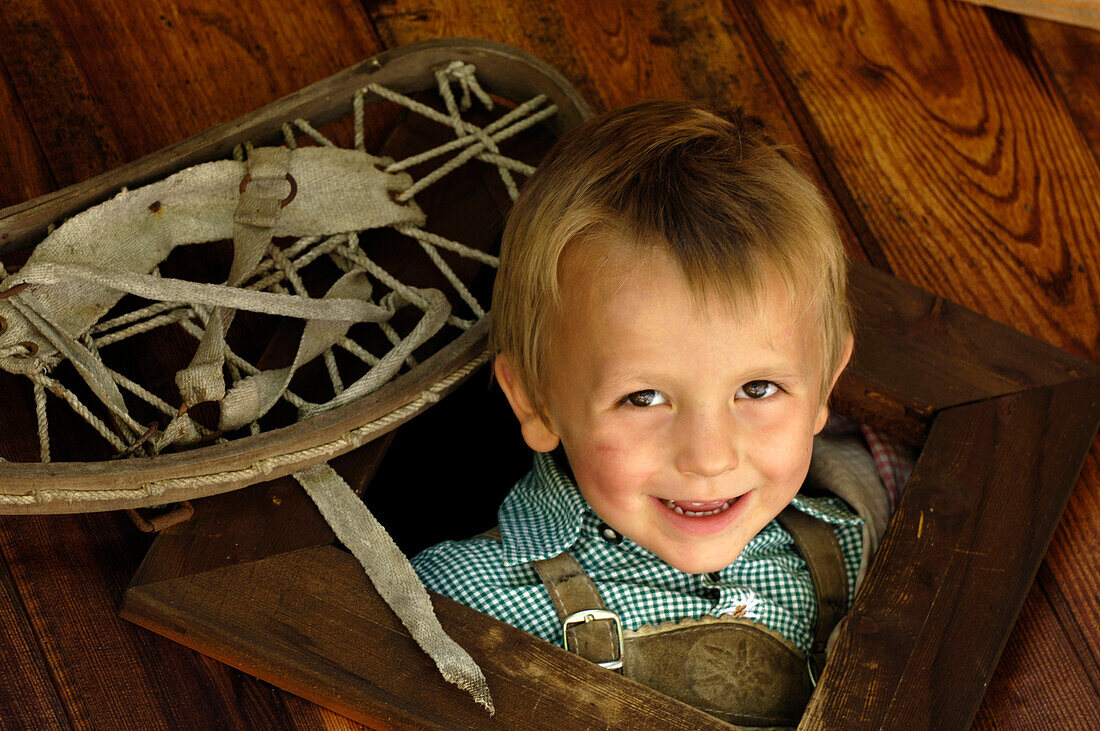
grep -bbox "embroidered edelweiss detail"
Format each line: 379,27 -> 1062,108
624,613 -> 798,650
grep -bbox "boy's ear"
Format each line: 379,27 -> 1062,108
494,354 -> 561,453
814,333 -> 855,434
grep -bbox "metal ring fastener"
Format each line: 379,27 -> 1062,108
238,172 -> 298,207
125,500 -> 195,533
0,282 -> 30,299
562,609 -> 624,671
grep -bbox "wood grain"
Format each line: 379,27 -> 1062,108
0,0 -> 126,187
959,0 -> 1100,32
1027,15 -> 1100,160
0,552 -> 70,729
804,377 -> 1100,728
130,441 -> 389,586
22,0 -> 382,175
0,61 -> 55,209
837,260 -> 1100,445
972,563 -> 1100,728
738,0 -> 1100,363
367,0 -> 899,270
124,544 -> 736,730
0,511 -> 298,727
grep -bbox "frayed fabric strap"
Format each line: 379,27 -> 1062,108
178,147 -> 292,406
292,462 -> 494,715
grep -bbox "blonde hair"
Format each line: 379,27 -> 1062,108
490,100 -> 851,413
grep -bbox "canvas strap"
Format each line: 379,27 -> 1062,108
177,146 -> 292,406
294,462 -> 494,714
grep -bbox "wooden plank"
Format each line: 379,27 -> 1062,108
735,0 -> 1100,364
803,377 -> 1100,728
0,60 -> 55,209
34,0 -> 383,162
972,569 -> 1100,729
0,551 -> 71,729
131,440 -> 390,586
1037,447 -> 1100,654
837,260 -> 1100,445
0,1 -> 126,187
0,511 -> 301,727
123,544 -> 735,730
959,0 -> 1100,32
366,0 -> 891,268
1027,16 -> 1100,160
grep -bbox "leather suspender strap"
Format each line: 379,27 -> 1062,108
477,527 -> 622,669
531,552 -> 623,669
775,506 -> 848,677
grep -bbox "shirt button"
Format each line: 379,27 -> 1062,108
706,571 -> 722,583
598,523 -> 623,544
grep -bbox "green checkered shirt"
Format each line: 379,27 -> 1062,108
413,452 -> 863,654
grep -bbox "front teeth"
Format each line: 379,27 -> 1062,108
662,499 -> 734,517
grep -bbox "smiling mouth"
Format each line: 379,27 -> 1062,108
661,498 -> 736,517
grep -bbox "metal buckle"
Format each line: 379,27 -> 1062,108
562,609 -> 624,671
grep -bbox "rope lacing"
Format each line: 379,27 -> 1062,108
0,62 -> 555,487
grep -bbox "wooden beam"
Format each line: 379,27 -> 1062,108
959,0 -> 1100,32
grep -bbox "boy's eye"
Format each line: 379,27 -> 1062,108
737,380 -> 779,400
623,389 -> 668,407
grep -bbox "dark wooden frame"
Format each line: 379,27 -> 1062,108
4,36 -> 1093,731
120,258 -> 1100,729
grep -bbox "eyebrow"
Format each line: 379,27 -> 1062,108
593,364 -> 810,393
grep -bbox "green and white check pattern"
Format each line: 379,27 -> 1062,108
413,452 -> 863,655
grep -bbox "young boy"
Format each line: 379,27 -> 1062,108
413,101 -> 904,724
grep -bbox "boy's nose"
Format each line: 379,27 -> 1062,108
675,410 -> 739,478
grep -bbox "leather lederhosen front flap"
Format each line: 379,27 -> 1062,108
623,615 -> 812,728
528,505 -> 849,728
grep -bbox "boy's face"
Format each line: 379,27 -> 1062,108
497,237 -> 850,575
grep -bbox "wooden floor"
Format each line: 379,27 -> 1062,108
1,1 -> 1098,728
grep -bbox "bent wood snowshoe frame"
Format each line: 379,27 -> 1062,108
0,38 -> 590,514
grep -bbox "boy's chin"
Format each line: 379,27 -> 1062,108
654,546 -> 745,575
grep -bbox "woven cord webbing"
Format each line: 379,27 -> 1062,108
0,61 -> 551,503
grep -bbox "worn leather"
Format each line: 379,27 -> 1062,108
775,506 -> 847,678
624,615 -> 811,728
525,505 -> 849,726
532,552 -> 621,666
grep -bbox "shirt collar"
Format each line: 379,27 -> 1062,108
498,451 -> 863,566
499,451 -> 588,565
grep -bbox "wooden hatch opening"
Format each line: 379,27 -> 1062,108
121,259 -> 1100,729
